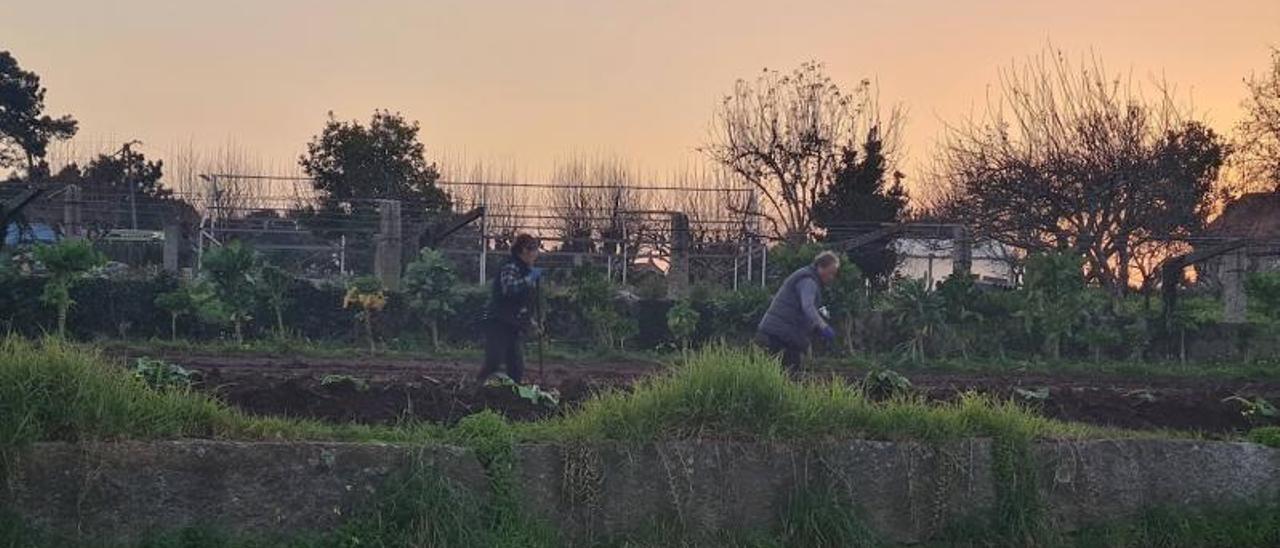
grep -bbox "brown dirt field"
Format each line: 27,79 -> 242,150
118,351 -> 1280,434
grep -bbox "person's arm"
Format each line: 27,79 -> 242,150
498,265 -> 534,298
797,278 -> 828,331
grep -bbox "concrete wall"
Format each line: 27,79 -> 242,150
4,439 -> 1278,544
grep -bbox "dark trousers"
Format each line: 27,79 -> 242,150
479,321 -> 525,383
755,332 -> 806,372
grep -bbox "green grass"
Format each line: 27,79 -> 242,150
1249,426 -> 1280,448
532,345 -> 1116,444
0,336 -> 1244,548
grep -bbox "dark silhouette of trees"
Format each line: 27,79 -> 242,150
0,51 -> 77,178
813,126 -> 908,283
1237,48 -> 1280,192
299,110 -> 451,227
935,49 -> 1228,295
702,62 -> 901,242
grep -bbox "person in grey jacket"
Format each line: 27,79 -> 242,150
755,251 -> 841,371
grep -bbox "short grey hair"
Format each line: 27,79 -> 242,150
813,250 -> 841,269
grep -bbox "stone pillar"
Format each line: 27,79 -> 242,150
950,225 -> 972,279
62,185 -> 83,239
163,222 -> 182,273
1221,249 -> 1248,324
374,200 -> 403,291
668,212 -> 690,299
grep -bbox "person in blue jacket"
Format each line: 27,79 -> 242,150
755,250 -> 841,371
477,233 -> 542,383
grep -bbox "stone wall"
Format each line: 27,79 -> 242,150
3,439 -> 1278,544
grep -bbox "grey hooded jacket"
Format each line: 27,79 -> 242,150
756,265 -> 827,347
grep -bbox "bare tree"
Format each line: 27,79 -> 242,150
701,62 -> 899,242
935,49 -> 1228,295
1236,48 -> 1280,192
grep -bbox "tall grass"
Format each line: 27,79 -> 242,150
536,344 -> 1104,443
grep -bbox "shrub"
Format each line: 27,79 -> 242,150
1247,272 -> 1280,322
882,278 -> 946,363
258,264 -> 293,338
201,241 -> 261,343
665,299 -> 699,352
1248,426 -> 1280,448
31,240 -> 106,338
1018,252 -> 1087,359
403,248 -> 463,350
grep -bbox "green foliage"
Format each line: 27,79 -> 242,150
1067,501 -> 1280,547
825,261 -> 866,354
860,368 -> 913,400
541,345 -> 1092,444
32,239 -> 105,337
780,487 -> 885,548
1246,272 -> 1280,322
483,374 -> 560,409
130,357 -> 198,391
257,264 -> 292,337
693,285 -> 771,343
882,278 -> 946,363
200,241 -> 261,343
813,130 -> 908,283
569,265 -> 636,351
766,242 -> 826,289
1223,395 -> 1279,424
666,299 -> 699,352
1019,252 -> 1087,359
154,281 -> 226,340
402,248 -> 462,349
1248,426 -> 1280,448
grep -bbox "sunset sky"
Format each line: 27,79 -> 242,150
6,0 -> 1279,194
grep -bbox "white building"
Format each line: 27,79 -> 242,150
892,238 -> 1019,287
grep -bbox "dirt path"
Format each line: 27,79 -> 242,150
116,350 -> 1280,434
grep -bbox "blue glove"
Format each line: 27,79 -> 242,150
527,267 -> 543,282
818,325 -> 836,341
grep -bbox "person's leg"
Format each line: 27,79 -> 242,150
505,328 -> 526,383
478,321 -> 504,381
780,341 -> 805,373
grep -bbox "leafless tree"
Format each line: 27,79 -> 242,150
548,155 -> 651,257
934,49 -> 1228,296
702,61 -> 899,242
1235,48 -> 1280,193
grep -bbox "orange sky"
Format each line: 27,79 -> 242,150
6,0 -> 1279,194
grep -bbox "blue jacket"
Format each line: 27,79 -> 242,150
483,257 -> 536,328
757,266 -> 827,347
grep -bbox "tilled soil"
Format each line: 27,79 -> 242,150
121,351 -> 1280,434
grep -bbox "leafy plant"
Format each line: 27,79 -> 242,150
320,373 -> 369,392
403,248 -> 462,350
1223,395 -> 1279,423
1246,272 -> 1280,322
154,280 -> 225,340
131,357 -> 198,390
32,239 -> 106,338
1018,252 -> 1087,360
344,275 -> 386,353
935,273 -> 984,358
882,278 -> 946,363
860,368 -> 913,400
201,240 -> 261,343
568,265 -> 634,351
483,373 -> 561,408
666,299 -> 699,354
1013,386 -> 1051,403
257,263 -> 293,338
824,260 -> 866,355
